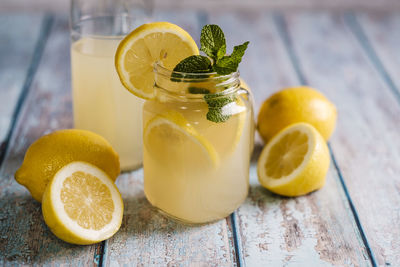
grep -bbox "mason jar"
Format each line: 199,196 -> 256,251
142,64 -> 254,224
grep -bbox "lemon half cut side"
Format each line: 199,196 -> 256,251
257,123 -> 330,197
115,22 -> 199,99
42,161 -> 123,245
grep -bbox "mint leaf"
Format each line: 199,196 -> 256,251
206,109 -> 230,123
200,25 -> 226,61
213,56 -> 238,75
188,87 -> 210,94
173,55 -> 212,73
172,55 -> 212,81
213,41 -> 249,75
231,41 -> 249,62
204,93 -> 237,123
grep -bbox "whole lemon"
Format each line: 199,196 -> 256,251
257,86 -> 337,143
15,129 -> 120,202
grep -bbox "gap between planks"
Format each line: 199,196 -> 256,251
344,12 -> 400,106
197,10 -> 245,266
0,14 -> 53,167
273,11 -> 379,267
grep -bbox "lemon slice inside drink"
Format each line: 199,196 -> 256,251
144,110 -> 219,169
42,161 -> 123,245
257,123 -> 330,197
115,22 -> 199,99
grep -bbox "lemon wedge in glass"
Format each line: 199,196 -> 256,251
115,22 -> 199,99
42,161 -> 123,245
144,110 -> 219,169
257,123 -> 330,197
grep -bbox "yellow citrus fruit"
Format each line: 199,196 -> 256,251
15,129 -> 120,202
257,86 -> 337,143
144,110 -> 219,168
42,161 -> 123,245
115,22 -> 199,99
258,123 -> 330,197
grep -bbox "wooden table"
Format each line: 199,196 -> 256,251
1,9 -> 399,266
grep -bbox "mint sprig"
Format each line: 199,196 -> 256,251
213,41 -> 249,75
172,24 -> 249,123
173,24 -> 249,76
204,93 -> 237,123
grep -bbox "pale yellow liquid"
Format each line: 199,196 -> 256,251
71,37 -> 144,170
143,96 -> 253,223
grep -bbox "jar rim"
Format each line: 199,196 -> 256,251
153,62 -> 239,83
153,62 -> 240,99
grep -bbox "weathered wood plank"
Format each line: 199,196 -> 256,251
282,11 -> 400,266
103,10 -> 237,266
0,16 -> 101,266
355,12 -> 400,101
207,11 -> 371,266
0,14 -> 44,150
3,0 -> 400,13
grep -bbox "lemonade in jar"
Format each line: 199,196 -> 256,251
143,65 -> 253,223
115,22 -> 254,223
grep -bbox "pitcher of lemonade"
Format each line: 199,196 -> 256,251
70,0 -> 152,170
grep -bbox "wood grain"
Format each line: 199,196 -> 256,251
106,169 -> 236,266
281,11 -> 400,266
103,10 -> 237,266
0,14 -> 44,148
0,17 -> 100,266
207,11 -> 371,266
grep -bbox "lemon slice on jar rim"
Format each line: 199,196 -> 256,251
115,22 -> 199,99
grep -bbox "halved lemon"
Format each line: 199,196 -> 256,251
115,22 -> 199,99
257,123 -> 330,197
144,110 -> 219,169
42,161 -> 123,245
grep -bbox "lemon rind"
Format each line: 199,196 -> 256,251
115,22 -> 199,100
43,161 -> 123,244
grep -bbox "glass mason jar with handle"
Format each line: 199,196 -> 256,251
70,0 -> 152,171
143,64 -> 254,224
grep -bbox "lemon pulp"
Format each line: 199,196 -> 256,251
61,171 -> 114,230
265,130 -> 309,178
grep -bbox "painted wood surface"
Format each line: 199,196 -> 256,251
1,9 -> 400,267
0,17 -> 101,266
281,11 -> 400,266
0,14 -> 44,153
207,11 -> 371,266
103,10 -> 237,266
3,0 -> 400,13
355,12 -> 400,102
